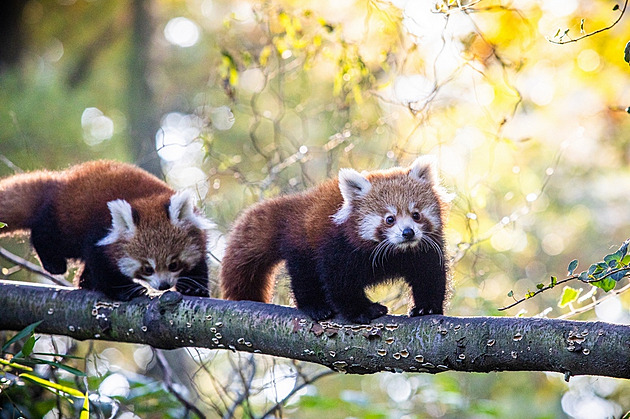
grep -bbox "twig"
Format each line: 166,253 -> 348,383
0,246 -> 72,287
223,354 -> 257,419
499,267 -> 630,311
548,0 -> 628,45
258,369 -> 335,419
155,349 -> 206,419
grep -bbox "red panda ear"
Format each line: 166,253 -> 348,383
338,168 -> 372,202
97,199 -> 136,246
409,155 -> 438,184
332,168 -> 372,225
169,190 -> 214,230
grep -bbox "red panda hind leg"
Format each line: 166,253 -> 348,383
30,203 -> 70,275
220,252 -> 278,303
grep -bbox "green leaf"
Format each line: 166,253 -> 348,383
619,240 -> 629,257
559,286 -> 581,307
550,276 -> 557,287
536,283 -> 544,290
507,290 -> 513,298
2,321 -> 43,352
28,358 -> 86,377
613,4 -> 620,11
592,277 -> 616,292
15,335 -> 38,358
568,259 -> 578,275
625,41 -> 630,64
621,254 -> 630,266
0,222 -> 6,228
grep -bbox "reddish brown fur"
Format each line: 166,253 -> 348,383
0,160 -> 173,237
220,179 -> 341,302
220,162 -> 450,305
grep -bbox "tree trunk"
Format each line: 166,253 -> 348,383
127,0 -> 161,176
0,280 -> 628,379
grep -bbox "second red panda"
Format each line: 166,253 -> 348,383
220,156 -> 451,323
0,160 -> 212,300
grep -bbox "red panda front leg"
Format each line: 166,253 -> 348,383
285,255 -> 335,321
317,249 -> 388,323
405,250 -> 447,316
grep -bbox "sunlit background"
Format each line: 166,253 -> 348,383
1,0 -> 629,417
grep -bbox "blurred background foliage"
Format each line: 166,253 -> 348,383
1,0 -> 629,417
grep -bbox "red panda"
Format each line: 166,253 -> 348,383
0,160 -> 212,300
220,156 -> 451,323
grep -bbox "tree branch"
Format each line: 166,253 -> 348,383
547,0 -> 628,45
0,246 -> 72,287
0,280 -> 628,380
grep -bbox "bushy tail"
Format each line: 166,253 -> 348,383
220,203 -> 283,303
0,171 -> 58,233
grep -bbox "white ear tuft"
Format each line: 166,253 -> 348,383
409,155 -> 438,184
338,168 -> 372,202
169,190 -> 214,230
97,199 -> 136,246
332,168 -> 372,225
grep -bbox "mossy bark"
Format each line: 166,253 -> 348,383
0,280 -> 628,379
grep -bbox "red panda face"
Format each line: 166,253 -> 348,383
99,191 -> 211,293
333,156 -> 449,261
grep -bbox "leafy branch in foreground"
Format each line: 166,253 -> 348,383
1,322 -> 89,418
500,239 -> 630,311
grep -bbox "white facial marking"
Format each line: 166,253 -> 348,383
358,214 -> 382,241
117,257 -> 141,277
421,207 -> 440,229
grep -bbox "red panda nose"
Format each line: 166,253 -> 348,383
157,282 -> 171,291
402,228 -> 415,240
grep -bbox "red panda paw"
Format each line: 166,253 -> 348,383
344,302 -> 388,324
299,305 -> 335,321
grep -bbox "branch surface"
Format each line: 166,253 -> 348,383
0,280 -> 628,379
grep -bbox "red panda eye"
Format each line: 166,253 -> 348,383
385,215 -> 396,225
168,261 -> 181,272
412,212 -> 421,221
140,265 -> 154,276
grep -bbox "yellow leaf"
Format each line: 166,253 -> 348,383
259,45 -> 272,67
0,358 -> 33,371
21,373 -> 90,418
352,84 -> 364,104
